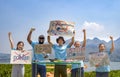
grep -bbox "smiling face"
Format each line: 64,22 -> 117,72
56,36 -> 65,46
38,35 -> 45,44
99,44 -> 106,51
17,41 -> 24,50
58,39 -> 64,45
74,41 -> 81,47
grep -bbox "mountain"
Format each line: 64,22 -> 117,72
64,37 -> 120,61
85,37 -> 120,62
0,37 -> 120,63
65,37 -> 120,61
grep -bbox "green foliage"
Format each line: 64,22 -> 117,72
0,64 -> 120,77
0,64 -> 12,77
0,64 -> 32,77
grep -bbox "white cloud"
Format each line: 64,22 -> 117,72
82,21 -> 104,32
78,21 -> 109,41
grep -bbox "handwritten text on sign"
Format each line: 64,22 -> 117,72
10,50 -> 32,64
48,20 -> 75,36
89,52 -> 110,67
34,44 -> 52,54
67,48 -> 85,60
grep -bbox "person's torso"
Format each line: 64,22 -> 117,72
53,44 -> 69,60
95,51 -> 111,72
31,42 -> 46,65
72,47 -> 85,69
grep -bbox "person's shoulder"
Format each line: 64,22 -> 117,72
31,41 -> 39,45
11,48 -> 19,52
53,44 -> 57,47
105,51 -> 111,55
11,48 -> 16,50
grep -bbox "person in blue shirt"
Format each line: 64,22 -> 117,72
71,29 -> 86,77
27,28 -> 47,77
8,32 -> 25,77
95,36 -> 114,77
47,34 -> 74,77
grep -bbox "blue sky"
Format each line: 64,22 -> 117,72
0,0 -> 120,53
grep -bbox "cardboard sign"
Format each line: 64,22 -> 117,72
48,20 -> 75,36
10,50 -> 32,64
67,48 -> 85,60
34,44 -> 52,54
89,52 -> 110,66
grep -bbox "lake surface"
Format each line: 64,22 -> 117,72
0,59 -> 120,72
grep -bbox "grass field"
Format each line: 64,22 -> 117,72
0,64 -> 120,77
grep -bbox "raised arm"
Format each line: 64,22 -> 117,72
8,32 -> 14,49
69,31 -> 75,47
82,29 -> 86,47
27,28 -> 35,44
110,36 -> 114,53
47,35 -> 53,46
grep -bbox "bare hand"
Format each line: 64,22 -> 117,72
47,30 -> 49,33
21,50 -> 25,53
83,29 -> 86,32
8,32 -> 12,36
110,36 -> 113,40
73,30 -> 75,34
30,28 -> 35,32
95,64 -> 100,67
84,64 -> 88,69
72,30 -> 75,36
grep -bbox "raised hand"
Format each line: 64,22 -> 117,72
8,32 -> 14,49
73,30 -> 75,36
110,36 -> 114,52
8,32 -> 12,37
27,28 -> 35,44
83,29 -> 86,33
30,28 -> 35,32
110,36 -> 113,40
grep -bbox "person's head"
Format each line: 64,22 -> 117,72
74,41 -> 81,47
16,41 -> 24,50
38,35 -> 45,44
99,43 -> 106,52
56,36 -> 65,45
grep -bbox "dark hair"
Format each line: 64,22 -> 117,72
38,35 -> 45,39
17,41 -> 24,49
56,36 -> 65,44
98,43 -> 105,48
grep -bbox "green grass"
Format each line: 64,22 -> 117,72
84,70 -> 120,77
0,64 -> 32,77
0,64 -> 120,77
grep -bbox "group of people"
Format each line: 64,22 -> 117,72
8,28 -> 114,77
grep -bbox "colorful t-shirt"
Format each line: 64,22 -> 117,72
31,41 -> 45,65
52,44 -> 70,60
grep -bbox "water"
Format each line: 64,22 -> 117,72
0,59 -> 10,64
0,59 -> 120,72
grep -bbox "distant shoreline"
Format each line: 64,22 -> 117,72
0,62 -> 120,72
